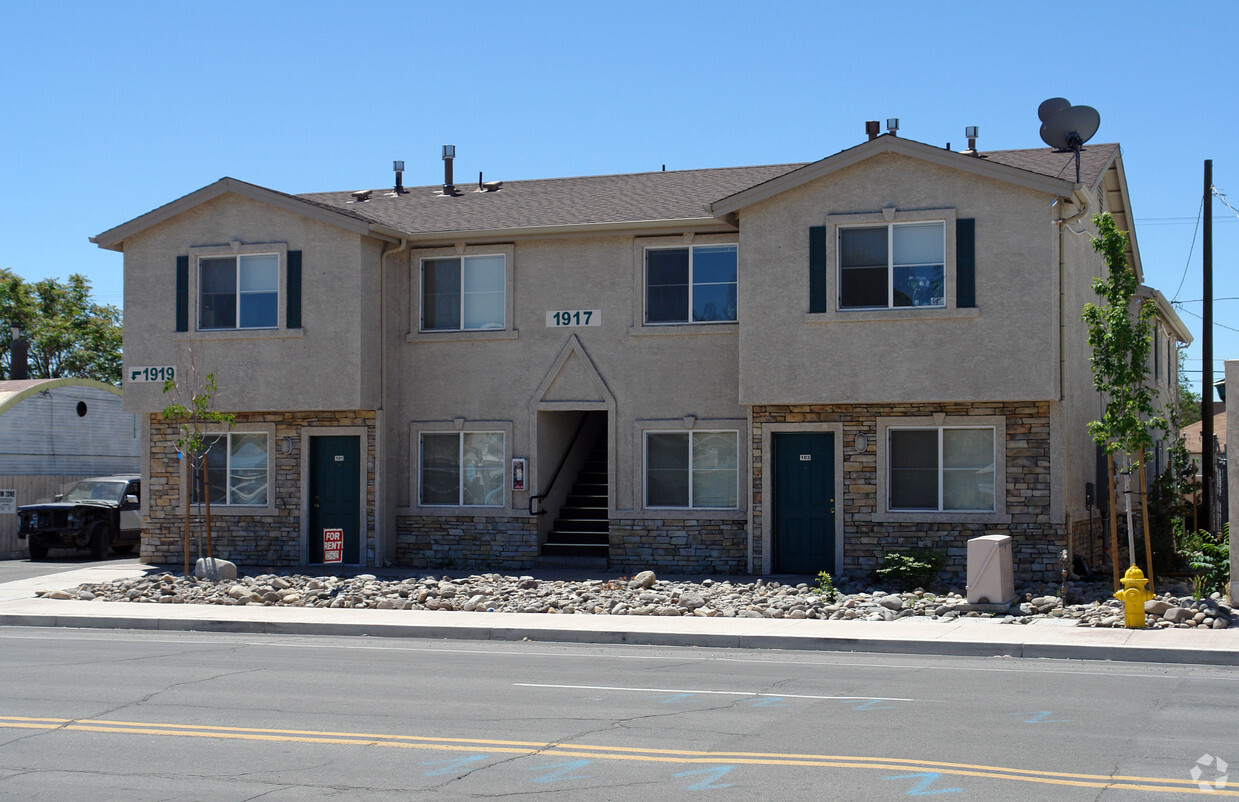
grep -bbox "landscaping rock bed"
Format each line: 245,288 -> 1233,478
39,568 -> 1235,629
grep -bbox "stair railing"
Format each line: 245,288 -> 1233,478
529,413 -> 590,516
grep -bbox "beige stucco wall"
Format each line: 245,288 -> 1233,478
119,193 -> 381,414
736,152 -> 1064,405
386,231 -> 750,532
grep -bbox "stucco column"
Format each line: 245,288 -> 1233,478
1227,360 -> 1237,602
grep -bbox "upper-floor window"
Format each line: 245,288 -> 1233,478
839,222 -> 944,310
422,255 -> 505,331
645,244 -> 738,324
888,426 -> 994,512
199,254 -> 279,330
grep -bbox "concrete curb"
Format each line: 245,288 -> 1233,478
2,608 -> 1236,666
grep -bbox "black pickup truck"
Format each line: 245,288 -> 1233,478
17,475 -> 144,560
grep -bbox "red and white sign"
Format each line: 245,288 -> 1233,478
323,528 -> 343,564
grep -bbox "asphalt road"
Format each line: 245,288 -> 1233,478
1,627 -> 1235,800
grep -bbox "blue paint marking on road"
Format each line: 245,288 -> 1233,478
656,693 -> 694,704
748,696 -> 787,707
419,755 -> 489,776
526,759 -> 591,783
848,698 -> 897,710
883,772 -> 963,796
1010,711 -> 1070,724
672,765 -> 735,790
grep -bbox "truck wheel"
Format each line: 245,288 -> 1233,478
89,523 -> 111,560
28,536 -> 48,560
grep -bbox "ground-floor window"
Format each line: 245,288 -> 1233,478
645,430 -> 738,509
888,426 -> 994,512
420,431 -> 505,507
193,433 -> 270,506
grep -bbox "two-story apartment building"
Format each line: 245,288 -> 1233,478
92,128 -> 1189,583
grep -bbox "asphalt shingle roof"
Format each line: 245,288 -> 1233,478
294,143 -> 1120,236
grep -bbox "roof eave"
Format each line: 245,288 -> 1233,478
1137,286 -> 1193,344
90,178 -> 387,252
708,136 -> 1077,218
369,216 -> 734,245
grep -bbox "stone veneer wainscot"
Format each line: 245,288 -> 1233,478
751,401 -> 1060,584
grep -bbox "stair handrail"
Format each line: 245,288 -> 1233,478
529,414 -> 590,516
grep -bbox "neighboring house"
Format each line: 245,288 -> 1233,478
92,126 -> 1189,583
0,378 -> 141,557
1183,402 -> 1227,478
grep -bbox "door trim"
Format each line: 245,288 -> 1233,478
301,427 -> 369,565
758,422 -> 844,575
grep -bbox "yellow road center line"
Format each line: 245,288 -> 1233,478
0,715 -> 1230,795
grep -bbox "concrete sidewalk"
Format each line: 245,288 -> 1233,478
1,562 -> 1236,665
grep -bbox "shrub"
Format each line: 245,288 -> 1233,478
812,571 -> 838,602
872,549 -> 944,591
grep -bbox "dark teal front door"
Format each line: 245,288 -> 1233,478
773,432 -> 836,573
309,436 -> 361,564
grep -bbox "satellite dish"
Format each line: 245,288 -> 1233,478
1037,97 -> 1071,122
1037,98 -> 1101,183
1039,104 -> 1101,150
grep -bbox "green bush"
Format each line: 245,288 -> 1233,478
872,549 -> 944,591
1177,523 -> 1230,597
812,571 -> 838,602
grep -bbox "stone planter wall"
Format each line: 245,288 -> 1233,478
608,518 -> 748,574
394,515 -> 540,570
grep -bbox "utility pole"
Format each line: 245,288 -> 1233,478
1201,159 -> 1214,531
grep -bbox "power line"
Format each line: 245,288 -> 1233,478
1170,195 -> 1204,302
1176,304 -> 1239,333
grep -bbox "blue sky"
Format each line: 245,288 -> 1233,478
2,0 -> 1235,397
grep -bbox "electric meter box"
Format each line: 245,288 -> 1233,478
966,534 -> 1015,605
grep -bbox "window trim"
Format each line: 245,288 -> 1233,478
415,427 -> 509,510
630,234 -> 740,335
642,428 -> 741,511
874,414 -> 1010,524
408,245 -> 516,343
838,221 -> 946,311
807,208 -> 962,323
643,243 -> 739,326
180,242 -> 301,340
183,425 -> 277,515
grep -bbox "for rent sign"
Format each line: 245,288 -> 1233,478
323,529 -> 343,564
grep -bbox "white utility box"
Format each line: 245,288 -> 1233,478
966,534 -> 1015,605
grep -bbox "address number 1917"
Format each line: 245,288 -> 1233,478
546,310 -> 601,327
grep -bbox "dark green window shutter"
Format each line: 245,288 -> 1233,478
286,250 -> 302,329
175,255 -> 189,332
956,218 -> 976,308
809,225 -> 827,313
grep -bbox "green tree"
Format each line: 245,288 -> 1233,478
163,364 -> 235,577
1175,349 -> 1202,427
1082,213 -> 1164,583
0,268 -> 122,385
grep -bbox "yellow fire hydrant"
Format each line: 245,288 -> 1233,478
1114,565 -> 1154,628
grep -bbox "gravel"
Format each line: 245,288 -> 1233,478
37,569 -> 1236,629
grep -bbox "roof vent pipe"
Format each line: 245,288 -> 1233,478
9,326 -> 28,380
886,118 -> 899,136
963,126 -> 980,157
865,120 -> 880,140
442,145 -> 456,195
393,160 -> 405,194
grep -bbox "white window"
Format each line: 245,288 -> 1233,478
839,222 -> 944,309
194,433 -> 270,506
888,427 -> 994,512
645,244 -> 738,324
420,431 -> 505,506
199,254 -> 279,329
421,255 -> 506,331
645,430 -> 738,508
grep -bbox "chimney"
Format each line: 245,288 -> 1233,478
393,160 -> 405,194
442,145 -> 456,195
865,120 -> 880,141
10,326 -> 28,380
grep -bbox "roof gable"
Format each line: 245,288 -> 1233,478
91,177 -> 385,252
708,135 -> 1105,217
